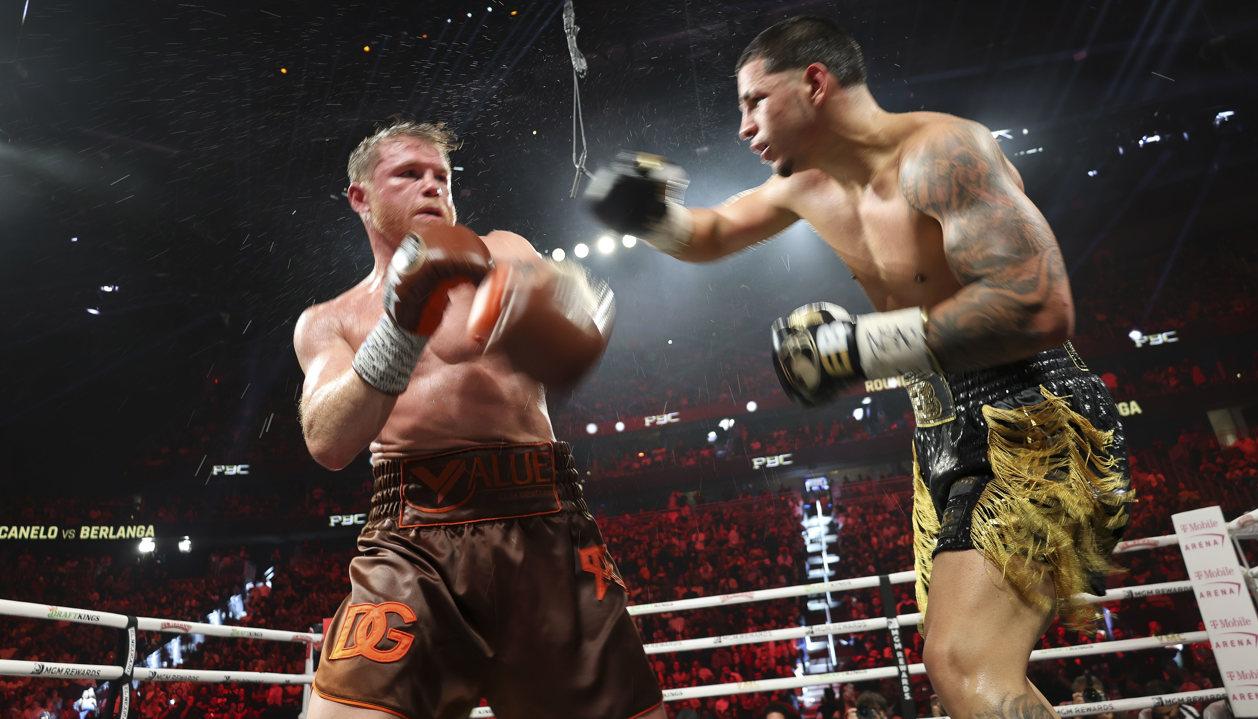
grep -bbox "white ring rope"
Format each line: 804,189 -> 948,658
0,659 -> 312,685
628,571 -> 917,616
1054,689 -> 1227,717
0,598 -> 321,645
1,506 -> 1252,716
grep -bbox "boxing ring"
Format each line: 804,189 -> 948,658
2,505 -> 1255,719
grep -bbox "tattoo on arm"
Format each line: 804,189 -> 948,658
900,123 -> 1073,372
970,692 -> 1060,719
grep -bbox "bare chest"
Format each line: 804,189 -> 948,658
793,177 -> 961,312
336,278 -> 551,454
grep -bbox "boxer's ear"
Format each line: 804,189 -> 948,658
347,182 -> 370,215
804,63 -> 831,106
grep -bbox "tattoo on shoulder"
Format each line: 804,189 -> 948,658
899,124 -> 1071,371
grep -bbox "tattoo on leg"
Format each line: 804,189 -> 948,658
971,692 -> 1058,719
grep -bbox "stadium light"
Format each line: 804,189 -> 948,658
178,536 -> 192,553
746,400 -> 758,412
585,422 -> 597,435
551,248 -> 566,262
138,537 -> 156,554
574,243 -> 590,258
597,235 -> 616,255
614,421 -> 625,432
622,235 -> 638,248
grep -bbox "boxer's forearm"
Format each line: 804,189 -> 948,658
301,370 -> 397,470
677,207 -> 735,262
681,193 -> 796,263
926,273 -> 1074,373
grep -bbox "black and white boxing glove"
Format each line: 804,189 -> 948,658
771,302 -> 940,406
585,152 -> 693,257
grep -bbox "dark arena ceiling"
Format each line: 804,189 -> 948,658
1,0 -> 1256,487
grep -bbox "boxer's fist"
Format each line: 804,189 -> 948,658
771,302 -> 937,406
467,261 -> 614,387
385,224 -> 492,336
771,302 -> 861,407
585,152 -> 692,256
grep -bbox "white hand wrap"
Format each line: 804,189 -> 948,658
855,307 -> 940,379
351,315 -> 426,395
641,202 -> 694,258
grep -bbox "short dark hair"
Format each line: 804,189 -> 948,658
763,704 -> 798,719
736,16 -> 866,87
856,691 -> 890,714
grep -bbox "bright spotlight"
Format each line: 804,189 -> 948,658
1214,110 -> 1235,128
1128,329 -> 1143,341
597,235 -> 616,255
852,408 -> 865,421
138,537 -> 156,554
574,243 -> 590,258
585,422 -> 598,435
1137,133 -> 1162,147
622,235 -> 638,248
614,421 -> 625,432
746,400 -> 758,413
178,537 -> 192,553
551,248 -> 566,262
1087,169 -> 1099,177
706,431 -> 718,442
86,308 -> 101,316
861,396 -> 872,405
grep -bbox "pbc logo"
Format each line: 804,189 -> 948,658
329,514 -> 367,528
328,602 -> 416,663
644,412 -> 680,427
211,464 -> 250,476
1129,330 -> 1178,348
752,453 -> 794,470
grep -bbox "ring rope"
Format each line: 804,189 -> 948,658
1,507 -> 1252,717
0,598 -> 321,645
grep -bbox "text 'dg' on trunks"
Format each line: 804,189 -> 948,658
327,602 -> 417,663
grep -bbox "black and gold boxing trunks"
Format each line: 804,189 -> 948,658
313,441 -> 663,719
906,343 -> 1134,628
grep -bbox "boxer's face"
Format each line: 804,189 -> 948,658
354,136 -> 456,240
737,58 -> 822,178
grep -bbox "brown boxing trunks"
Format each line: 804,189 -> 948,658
312,441 -> 663,719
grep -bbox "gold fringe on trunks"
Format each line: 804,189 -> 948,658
911,443 -> 941,633
913,386 -> 1133,631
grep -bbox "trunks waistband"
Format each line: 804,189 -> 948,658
903,342 -> 1091,426
366,441 -> 585,529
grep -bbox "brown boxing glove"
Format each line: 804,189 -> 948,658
386,224 -> 493,334
352,224 -> 492,395
467,260 -> 615,388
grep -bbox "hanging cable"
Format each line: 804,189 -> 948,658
563,0 -> 593,197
